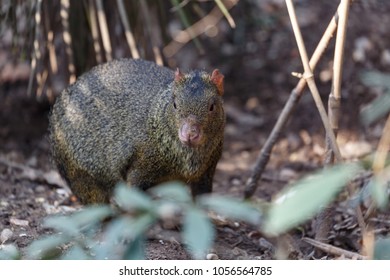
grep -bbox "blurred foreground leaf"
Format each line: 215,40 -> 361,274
361,92 -> 390,125
62,245 -> 91,260
374,238 -> 390,260
27,235 -> 67,259
183,207 -> 214,259
369,177 -> 389,209
114,183 -> 154,212
123,235 -> 145,260
264,164 -> 360,236
150,181 -> 191,203
0,244 -> 20,260
199,195 -> 262,225
360,71 -> 390,125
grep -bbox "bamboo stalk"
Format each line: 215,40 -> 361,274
27,0 -> 43,96
245,3 -> 344,198
88,0 -> 103,64
214,0 -> 236,28
60,0 -> 76,83
96,0 -> 112,61
140,0 -> 163,65
317,0 -> 352,242
285,0 -> 342,163
170,0 -> 204,54
116,0 -> 140,59
163,0 -> 239,58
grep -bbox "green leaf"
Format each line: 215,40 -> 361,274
361,71 -> 390,89
61,245 -> 91,260
150,181 -> 191,203
27,235 -> 68,259
71,205 -> 114,231
123,235 -> 145,260
0,244 -> 20,260
114,183 -> 154,212
374,238 -> 390,260
361,91 -> 390,125
96,214 -> 155,260
263,164 -> 360,236
360,71 -> 390,124
369,177 -> 389,209
183,207 -> 214,259
199,195 -> 262,225
43,215 -> 80,237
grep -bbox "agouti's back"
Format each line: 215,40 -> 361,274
49,58 -> 225,203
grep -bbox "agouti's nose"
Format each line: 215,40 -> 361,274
179,116 -> 202,146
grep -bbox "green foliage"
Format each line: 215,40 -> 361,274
0,244 -> 20,260
183,207 -> 214,259
374,238 -> 390,260
263,164 -> 360,236
199,195 -> 262,224
1,182 -> 261,260
360,71 -> 390,125
1,162 -> 389,259
369,177 -> 389,209
114,183 -> 155,212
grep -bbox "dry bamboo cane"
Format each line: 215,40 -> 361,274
245,3 -> 345,198
315,0 -> 351,243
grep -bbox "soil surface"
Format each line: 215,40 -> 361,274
1,1 -> 390,259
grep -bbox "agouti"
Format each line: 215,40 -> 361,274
49,58 -> 225,204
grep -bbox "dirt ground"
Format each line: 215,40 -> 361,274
1,1 -> 390,259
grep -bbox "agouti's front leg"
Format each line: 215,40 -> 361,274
190,175 -> 213,197
189,157 -> 220,197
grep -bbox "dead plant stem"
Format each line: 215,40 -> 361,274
245,2 -> 344,198
285,0 -> 342,163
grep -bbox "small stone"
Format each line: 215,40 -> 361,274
0,200 -> 9,208
206,253 -> 219,260
340,141 -> 372,159
35,185 -> 46,193
0,228 -> 13,244
231,178 -> 241,186
10,218 -> 29,227
279,168 -> 298,182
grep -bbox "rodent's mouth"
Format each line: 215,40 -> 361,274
179,134 -> 201,147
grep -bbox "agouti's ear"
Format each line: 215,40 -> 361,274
175,68 -> 185,82
211,69 -> 224,96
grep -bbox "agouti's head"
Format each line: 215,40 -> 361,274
171,68 -> 225,147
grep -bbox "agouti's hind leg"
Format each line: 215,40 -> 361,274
69,170 -> 112,204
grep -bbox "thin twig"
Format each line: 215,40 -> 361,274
163,0 -> 238,58
286,0 -> 342,162
96,0 -> 112,61
214,0 -> 236,28
116,0 -> 140,59
27,0 -> 42,96
245,2 -> 344,198
60,0 -> 76,83
171,0 -> 204,54
140,0 -> 163,65
302,237 -> 367,260
87,0 -> 103,64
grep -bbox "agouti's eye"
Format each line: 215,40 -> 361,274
209,102 -> 215,112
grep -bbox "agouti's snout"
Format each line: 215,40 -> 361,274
179,115 -> 202,146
